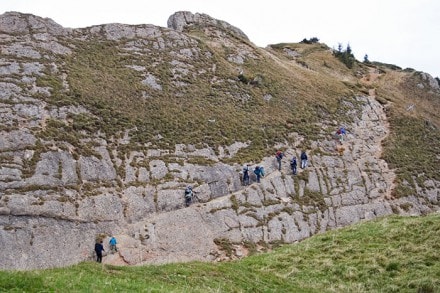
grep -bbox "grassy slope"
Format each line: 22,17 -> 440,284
375,69 -> 440,198
35,35 -> 357,164
1,213 -> 439,292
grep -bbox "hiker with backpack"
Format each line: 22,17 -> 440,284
253,165 -> 265,183
275,150 -> 284,171
290,157 -> 297,175
184,186 -> 194,207
300,151 -> 308,169
94,240 -> 104,263
109,236 -> 117,253
242,164 -> 250,186
336,127 -> 347,144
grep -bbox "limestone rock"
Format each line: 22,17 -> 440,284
0,12 -> 69,36
79,147 -> 116,182
167,11 -> 249,41
0,11 -> 438,271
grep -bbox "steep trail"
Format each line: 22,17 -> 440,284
345,95 -> 395,200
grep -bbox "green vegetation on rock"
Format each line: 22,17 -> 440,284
34,37 -> 360,164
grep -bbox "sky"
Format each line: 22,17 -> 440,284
1,0 -> 439,78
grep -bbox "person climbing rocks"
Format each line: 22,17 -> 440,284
340,127 -> 346,135
253,165 -> 265,183
109,236 -> 117,253
336,127 -> 347,144
94,240 -> 104,263
242,164 -> 250,186
300,151 -> 308,169
184,186 -> 193,207
290,157 -> 297,175
275,150 -> 284,171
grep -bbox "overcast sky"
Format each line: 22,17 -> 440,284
1,0 -> 439,78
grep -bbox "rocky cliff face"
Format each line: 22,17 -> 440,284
0,11 -> 439,270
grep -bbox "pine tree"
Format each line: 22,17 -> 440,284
363,54 -> 370,63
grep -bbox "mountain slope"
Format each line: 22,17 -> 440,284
0,11 -> 439,270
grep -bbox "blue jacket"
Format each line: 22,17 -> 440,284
109,237 -> 117,245
254,167 -> 261,175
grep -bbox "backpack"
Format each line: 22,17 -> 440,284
291,158 -> 297,167
185,187 -> 192,197
260,167 -> 265,177
253,166 -> 260,175
276,151 -> 283,160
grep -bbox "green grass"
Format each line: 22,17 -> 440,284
32,37 -> 358,165
356,65 -> 439,200
383,111 -> 440,198
1,213 -> 439,292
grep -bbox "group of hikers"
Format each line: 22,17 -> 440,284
94,130 -> 346,262
277,150 -> 308,175
183,150 -> 310,207
95,127 -> 348,262
183,162 -> 266,207
242,164 -> 265,185
183,127 -> 346,206
94,236 -> 118,263
239,149 -> 308,186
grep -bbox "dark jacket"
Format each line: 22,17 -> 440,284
95,242 -> 104,253
301,152 -> 307,160
276,151 -> 284,161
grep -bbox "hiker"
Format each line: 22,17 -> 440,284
290,157 -> 297,175
242,164 -> 250,186
275,150 -> 284,171
94,240 -> 104,263
184,186 -> 193,207
300,151 -> 308,169
340,127 -> 346,135
336,127 -> 347,144
109,236 -> 117,253
253,165 -> 265,183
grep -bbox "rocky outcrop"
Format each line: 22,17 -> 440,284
167,11 -> 249,41
419,72 -> 440,91
0,11 -> 439,270
0,11 -> 69,36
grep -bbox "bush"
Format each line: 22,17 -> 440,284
333,43 -> 356,69
300,37 -> 320,44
